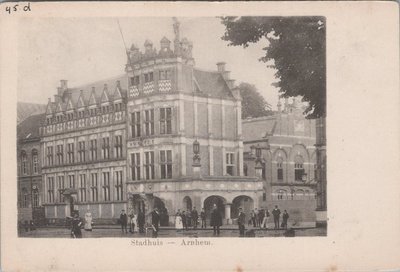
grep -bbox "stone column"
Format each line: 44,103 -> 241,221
225,203 -> 232,225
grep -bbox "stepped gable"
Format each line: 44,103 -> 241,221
17,113 -> 46,140
193,69 -> 234,99
66,74 -> 128,106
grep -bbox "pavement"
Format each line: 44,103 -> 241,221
19,225 -> 327,238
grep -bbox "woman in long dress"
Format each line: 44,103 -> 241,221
84,209 -> 93,231
175,211 -> 183,231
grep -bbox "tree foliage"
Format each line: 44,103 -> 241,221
239,82 -> 272,119
221,16 -> 326,118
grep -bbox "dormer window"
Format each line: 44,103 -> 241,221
78,110 -> 84,119
67,113 -> 74,120
90,108 -> 96,116
144,72 -> 154,83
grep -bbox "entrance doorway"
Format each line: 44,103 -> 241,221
182,196 -> 192,211
203,195 -> 226,221
231,195 -> 254,219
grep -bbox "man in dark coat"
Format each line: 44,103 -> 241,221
151,208 -> 160,237
237,208 -> 246,237
200,208 -> 206,229
191,206 -> 199,230
181,211 -> 187,231
272,205 -> 281,229
120,209 -> 128,233
210,204 -> 222,236
186,209 -> 192,229
137,210 -> 145,234
71,212 -> 83,238
282,210 -> 289,229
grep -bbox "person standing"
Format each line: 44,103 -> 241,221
71,213 -> 83,238
272,205 -> 281,229
84,208 -> 93,231
258,209 -> 264,228
137,210 -> 145,234
186,209 -> 192,229
282,210 -> 289,230
191,207 -> 199,230
251,210 -> 256,227
120,209 -> 128,234
175,210 -> 183,231
210,204 -> 222,236
181,211 -> 187,231
237,208 -> 246,237
261,208 -> 270,229
254,208 -> 259,227
200,208 -> 206,229
151,208 -> 160,238
130,213 -> 137,233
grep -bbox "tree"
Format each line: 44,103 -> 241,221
239,82 -> 272,119
221,16 -> 326,118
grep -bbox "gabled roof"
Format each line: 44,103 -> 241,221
88,89 -> 97,106
242,116 -> 277,142
193,69 -> 234,99
17,102 -> 46,124
66,99 -> 74,111
17,113 -> 45,141
100,85 -> 110,103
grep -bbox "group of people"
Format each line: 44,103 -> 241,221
69,208 -> 93,238
238,205 -> 289,236
175,207 -> 206,231
119,209 -> 146,234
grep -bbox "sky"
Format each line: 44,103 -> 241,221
17,17 -> 280,109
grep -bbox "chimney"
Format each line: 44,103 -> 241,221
216,62 -> 226,72
226,79 -> 235,89
60,80 -> 68,90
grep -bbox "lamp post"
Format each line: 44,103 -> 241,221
192,139 -> 201,178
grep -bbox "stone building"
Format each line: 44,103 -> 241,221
39,20 -> 263,225
242,98 -> 318,227
17,113 -> 46,225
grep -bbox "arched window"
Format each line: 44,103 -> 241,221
32,149 -> 38,174
277,158 -> 283,181
294,155 -> 304,181
32,188 -> 39,207
20,151 -> 27,175
21,188 -> 29,208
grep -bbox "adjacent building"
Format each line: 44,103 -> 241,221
242,98 -> 317,227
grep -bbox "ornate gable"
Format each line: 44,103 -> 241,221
77,92 -> 86,108
88,89 -> 97,106
46,100 -> 53,115
66,99 -> 74,111
55,102 -> 64,113
101,84 -> 110,103
113,84 -> 122,101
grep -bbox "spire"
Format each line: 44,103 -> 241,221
173,17 -> 181,55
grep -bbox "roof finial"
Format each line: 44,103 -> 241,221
173,17 -> 180,41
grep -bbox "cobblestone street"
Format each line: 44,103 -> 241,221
19,225 -> 326,238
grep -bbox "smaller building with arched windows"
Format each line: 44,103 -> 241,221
242,98 -> 318,227
17,113 -> 46,225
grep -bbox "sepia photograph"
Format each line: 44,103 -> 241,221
16,16 -> 327,239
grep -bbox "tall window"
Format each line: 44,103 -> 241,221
144,151 -> 155,180
144,109 -> 154,136
47,177 -> 55,203
68,174 -> 75,188
78,110 -> 85,119
114,135 -> 123,158
144,72 -> 154,83
33,189 -> 39,207
57,176 -> 65,202
90,173 -> 98,202
21,188 -> 28,208
21,151 -> 27,175
78,174 -> 87,202
78,141 -> 86,162
160,150 -> 172,179
32,150 -> 39,174
159,70 -> 171,80
294,156 -> 304,181
90,139 -> 97,161
46,146 -> 54,166
226,152 -> 234,176
101,137 -> 110,159
131,112 -> 141,138
115,171 -> 123,201
160,108 -> 172,134
102,172 -> 110,201
277,161 -> 283,181
67,143 -> 74,164
131,153 -> 141,181
56,144 -> 63,165
130,75 -> 140,86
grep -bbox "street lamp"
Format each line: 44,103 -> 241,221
192,139 -> 201,166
